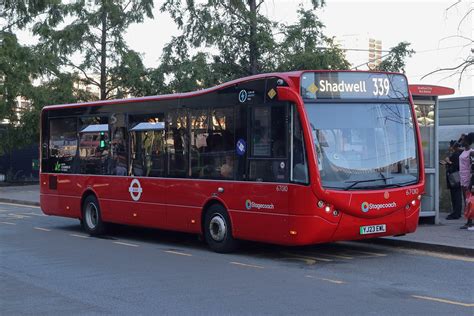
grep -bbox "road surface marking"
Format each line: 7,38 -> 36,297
113,241 -> 139,247
282,252 -> 333,262
0,202 -> 40,209
305,275 -> 345,284
412,295 -> 474,307
70,234 -> 90,239
230,261 -> 264,269
346,250 -> 387,257
164,250 -> 192,257
402,249 -> 474,263
8,213 -> 30,219
22,212 -> 46,217
0,221 -> 16,225
34,227 -> 51,232
304,251 -> 353,260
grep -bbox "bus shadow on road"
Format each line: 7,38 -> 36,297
53,222 -> 391,265
239,241 -> 390,266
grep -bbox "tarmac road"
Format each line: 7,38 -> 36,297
1,201 -> 473,315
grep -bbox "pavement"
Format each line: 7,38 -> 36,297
1,184 -> 472,256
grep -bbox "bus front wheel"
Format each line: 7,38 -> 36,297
204,204 -> 238,253
82,195 -> 106,236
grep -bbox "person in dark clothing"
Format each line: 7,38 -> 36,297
440,140 -> 463,219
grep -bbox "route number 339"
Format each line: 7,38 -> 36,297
372,78 -> 390,96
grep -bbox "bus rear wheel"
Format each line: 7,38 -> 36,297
204,204 -> 238,253
82,195 -> 106,236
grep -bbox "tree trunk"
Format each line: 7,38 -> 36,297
100,4 -> 107,100
248,0 -> 258,75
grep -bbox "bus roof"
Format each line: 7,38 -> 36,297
42,70 -> 406,111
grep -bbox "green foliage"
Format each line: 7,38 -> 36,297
0,32 -> 76,156
160,0 -> 277,84
376,42 -> 414,73
276,7 -> 350,71
159,1 -> 348,93
33,0 -> 154,100
0,0 -> 58,31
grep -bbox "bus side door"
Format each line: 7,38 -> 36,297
231,103 -> 290,244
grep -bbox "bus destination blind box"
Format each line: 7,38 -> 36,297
301,72 -> 409,101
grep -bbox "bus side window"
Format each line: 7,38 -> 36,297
166,110 -> 189,178
292,106 -> 309,184
109,114 -> 128,176
48,118 -> 78,173
129,114 -> 165,178
190,107 -> 235,180
78,116 -> 109,175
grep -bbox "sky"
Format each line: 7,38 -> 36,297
19,0 -> 474,97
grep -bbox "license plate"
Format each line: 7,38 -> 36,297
360,224 -> 386,235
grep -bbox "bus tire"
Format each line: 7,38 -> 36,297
82,195 -> 106,236
204,204 -> 238,253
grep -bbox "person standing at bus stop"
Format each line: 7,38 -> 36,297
459,133 -> 474,229
441,140 -> 462,219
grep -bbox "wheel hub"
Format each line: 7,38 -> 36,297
85,202 -> 98,229
209,214 -> 226,242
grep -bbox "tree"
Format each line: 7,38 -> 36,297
161,0 -> 277,80
421,1 -> 472,86
376,42 -> 414,73
159,0 -> 340,92
0,1 -> 81,175
276,7 -> 350,72
33,0 -> 154,100
0,0 -> 56,32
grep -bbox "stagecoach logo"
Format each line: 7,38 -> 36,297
361,201 -> 397,213
129,179 -> 143,201
245,199 -> 275,211
239,90 -> 248,103
361,202 -> 370,213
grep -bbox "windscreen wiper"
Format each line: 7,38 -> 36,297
343,177 -> 394,190
354,183 -> 402,189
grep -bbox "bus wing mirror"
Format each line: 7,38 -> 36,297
276,86 -> 300,103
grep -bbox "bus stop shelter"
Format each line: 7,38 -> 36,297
409,84 -> 455,224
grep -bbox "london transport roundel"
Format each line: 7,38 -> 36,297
129,179 -> 143,201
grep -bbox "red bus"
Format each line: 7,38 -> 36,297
40,70 -> 424,252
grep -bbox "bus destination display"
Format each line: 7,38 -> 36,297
301,72 -> 409,100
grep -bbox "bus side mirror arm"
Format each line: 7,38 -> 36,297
276,86 -> 301,104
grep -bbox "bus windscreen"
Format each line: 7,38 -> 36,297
300,72 -> 409,101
